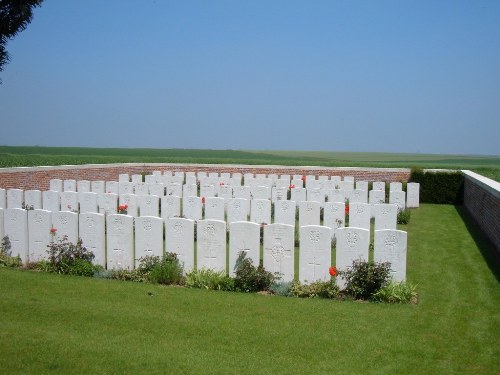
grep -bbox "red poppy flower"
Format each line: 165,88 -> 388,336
301,175 -> 306,181
345,205 -> 349,215
329,266 -> 337,277
289,184 -> 295,189
219,182 -> 224,186
50,228 -> 57,234
202,197 -> 206,204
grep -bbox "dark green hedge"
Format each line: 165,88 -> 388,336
409,168 -> 464,204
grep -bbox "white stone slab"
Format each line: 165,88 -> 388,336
251,199 -> 271,225
290,179 -> 304,188
107,214 -> 134,270
64,180 -> 77,192
50,179 -> 63,192
230,176 -> 242,187
120,194 -> 138,217
167,183 -> 182,198
60,191 -> 79,213
149,183 -> 165,197
165,217 -> 195,273
227,198 -> 249,223
233,186 -> 251,200
4,208 -> 28,262
0,189 -> 5,208
200,183 -> 216,199
183,184 -> 198,198
139,195 -> 160,217
134,183 -> 149,196
355,181 -> 368,191
306,188 -> 325,206
229,221 -> 260,276
91,181 -> 105,194
373,204 -> 398,231
197,220 -> 227,272
307,180 -> 320,190
290,187 -> 306,203
327,189 -> 345,203
218,185 -> 233,200
28,209 -> 52,262
24,190 -> 42,209
390,182 -> 402,192
98,193 -> 118,215
43,190 -> 60,212
77,180 -> 90,193
274,180 -> 289,189
119,174 -> 130,183
274,200 -> 296,226
299,225 -> 332,283
349,203 -> 371,230
243,173 -> 254,185
7,189 -> 23,208
374,229 -> 407,282
161,196 -> 181,219
52,211 -> 78,244
131,174 -> 143,183
105,181 -> 119,195
407,183 -> 420,208
182,196 -> 202,221
389,191 -> 406,211
369,190 -> 386,205
263,223 -> 295,282
323,202 -> 345,239
204,197 -> 225,221
79,212 -> 106,267
340,180 -> 354,192
119,182 -> 134,195
197,171 -> 207,180
335,227 -> 370,289
251,186 -> 271,200
185,175 -> 197,186
331,176 -> 342,188
349,189 -> 368,204
144,175 -> 156,184
135,216 -> 164,267
372,181 -> 385,191
79,192 -> 98,214
299,201 -> 320,227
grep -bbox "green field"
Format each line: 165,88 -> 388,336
1,146 -> 499,181
0,204 -> 499,374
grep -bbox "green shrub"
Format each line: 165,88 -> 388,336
0,236 -> 22,268
46,236 -> 98,276
185,269 -> 235,291
339,260 -> 391,300
397,208 -> 411,224
110,269 -> 149,282
410,168 -> 464,204
233,252 -> 278,293
149,253 -> 184,285
290,280 -> 339,299
269,281 -> 293,297
372,281 -> 418,304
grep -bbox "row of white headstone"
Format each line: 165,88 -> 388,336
0,208 -> 407,286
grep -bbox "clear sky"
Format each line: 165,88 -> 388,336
0,0 -> 499,155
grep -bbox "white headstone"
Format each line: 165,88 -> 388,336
299,225 -> 331,283
28,209 -> 52,262
165,218 -> 194,273
42,190 -> 60,212
323,202 -> 345,239
24,190 -> 42,209
389,191 -> 406,211
79,212 -> 106,267
373,204 -> 398,231
374,229 -> 407,282
243,173 -> 254,185
229,221 -> 260,276
135,216 -> 164,267
290,179 -> 304,188
64,180 -> 77,192
0,189 -> 5,208
369,190 -> 386,205
274,179 -> 289,189
197,171 -> 207,180
105,181 -> 119,195
355,181 -> 368,191
52,211 -> 78,244
340,180 -> 354,192
182,196 -> 202,221
200,183 -> 216,199
233,186 -> 251,200
252,186 -> 271,200
407,183 -> 420,208
98,193 -> 118,215
335,227 -> 370,289
119,174 -> 130,183
327,189 -> 345,203
49,179 -> 62,192
131,174 -> 143,183
251,199 -> 271,225
226,198 -> 249,223
161,196 -> 181,219
218,185 -> 233,200
119,182 -> 134,195
106,214 -> 134,270
7,189 -> 23,208
183,184 -> 198,198
204,197 -> 225,221
372,181 -> 385,191
349,189 -> 368,204
134,183 -> 149,196
167,183 -> 182,198
197,220 -> 227,272
139,195 -> 160,217
390,182 -> 402,192
79,192 -> 98,214
0,208 -> 3,240
120,194 -> 138,217
290,187 -> 306,203
263,223 -> 295,282
306,188 -> 325,206
60,191 -> 78,213
91,181 -> 105,194
77,180 -> 91,193
299,201 -> 320,227
185,175 -> 197,186
274,200 -> 296,227
230,176 -> 242,187
331,176 -> 342,189
4,208 -> 28,262
349,203 -> 371,230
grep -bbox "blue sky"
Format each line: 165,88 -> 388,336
0,0 -> 499,155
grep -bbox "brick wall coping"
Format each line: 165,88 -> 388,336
0,163 -> 413,174
463,170 -> 500,198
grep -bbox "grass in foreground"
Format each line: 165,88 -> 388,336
0,205 -> 499,374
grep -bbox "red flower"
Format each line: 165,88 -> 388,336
301,175 -> 306,182
329,266 -> 337,277
289,184 -> 295,189
50,228 -> 57,234
219,182 -> 224,186
202,197 -> 206,204
345,205 -> 349,215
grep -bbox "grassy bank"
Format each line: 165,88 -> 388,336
0,204 -> 498,374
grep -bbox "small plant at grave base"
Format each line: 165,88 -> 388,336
259,223 -> 267,245
184,269 -> 235,291
233,252 -> 278,293
118,204 -> 128,215
0,236 -> 22,268
397,208 -> 411,225
290,280 -> 339,299
268,281 -> 293,297
45,235 -> 97,276
337,260 -> 392,300
372,280 -> 418,304
148,252 -> 184,285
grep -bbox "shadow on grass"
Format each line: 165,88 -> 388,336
456,205 -> 500,283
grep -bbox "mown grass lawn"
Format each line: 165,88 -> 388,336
0,204 -> 498,374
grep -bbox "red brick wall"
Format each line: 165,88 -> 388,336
0,164 -> 411,191
463,174 -> 500,254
